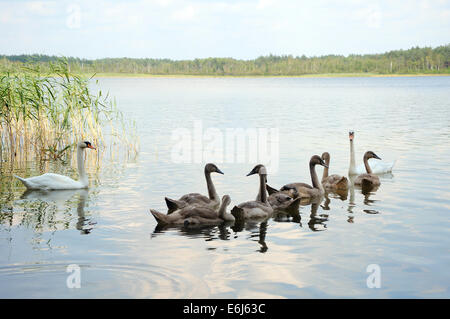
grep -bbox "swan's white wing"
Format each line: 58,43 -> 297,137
371,160 -> 396,174
20,173 -> 84,190
355,159 -> 396,175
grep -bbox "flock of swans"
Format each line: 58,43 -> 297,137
13,132 -> 395,228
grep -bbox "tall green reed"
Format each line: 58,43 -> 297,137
0,59 -> 138,165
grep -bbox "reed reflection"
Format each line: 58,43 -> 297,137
20,189 -> 95,234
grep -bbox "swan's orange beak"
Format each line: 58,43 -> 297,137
87,144 -> 96,150
349,131 -> 354,141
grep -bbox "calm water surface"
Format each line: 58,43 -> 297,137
1,76 -> 449,298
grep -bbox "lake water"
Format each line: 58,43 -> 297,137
1,76 -> 449,298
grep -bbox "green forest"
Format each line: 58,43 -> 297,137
1,44 -> 449,76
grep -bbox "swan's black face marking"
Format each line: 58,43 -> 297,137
83,141 -> 96,150
349,131 -> 354,141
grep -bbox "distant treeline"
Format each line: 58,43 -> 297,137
1,44 -> 449,76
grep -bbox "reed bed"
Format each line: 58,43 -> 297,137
0,59 -> 138,167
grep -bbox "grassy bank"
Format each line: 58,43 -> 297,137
3,71 -> 449,79
83,72 -> 450,79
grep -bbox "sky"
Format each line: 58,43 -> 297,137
0,0 -> 449,60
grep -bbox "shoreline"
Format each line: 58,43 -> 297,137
87,72 -> 450,79
2,72 -> 449,79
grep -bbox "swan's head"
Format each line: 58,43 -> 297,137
310,155 -> 328,168
275,193 -> 293,204
365,151 -> 381,160
349,131 -> 354,141
321,152 -> 330,163
246,164 -> 267,176
78,141 -> 96,150
221,195 -> 231,207
205,163 -> 224,174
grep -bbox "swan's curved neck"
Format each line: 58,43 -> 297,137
255,175 -> 265,202
218,201 -> 234,221
218,200 -> 227,217
205,170 -> 218,201
77,146 -> 88,186
363,155 -> 373,174
258,174 -> 268,204
310,163 -> 323,192
349,139 -> 356,174
322,158 -> 330,180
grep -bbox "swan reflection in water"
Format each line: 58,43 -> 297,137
21,189 -> 95,234
272,207 -> 301,224
233,220 -> 268,253
307,202 -> 328,232
150,170 -> 392,242
151,218 -> 269,253
346,175 -> 382,220
250,221 -> 268,253
361,187 -> 380,215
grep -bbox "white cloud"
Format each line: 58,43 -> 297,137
0,8 -> 13,24
256,0 -> 276,10
151,0 -> 173,6
25,1 -> 58,16
355,6 -> 383,28
0,0 -> 448,58
171,5 -> 197,21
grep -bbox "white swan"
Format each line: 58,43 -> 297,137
14,141 -> 96,190
348,131 -> 395,175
